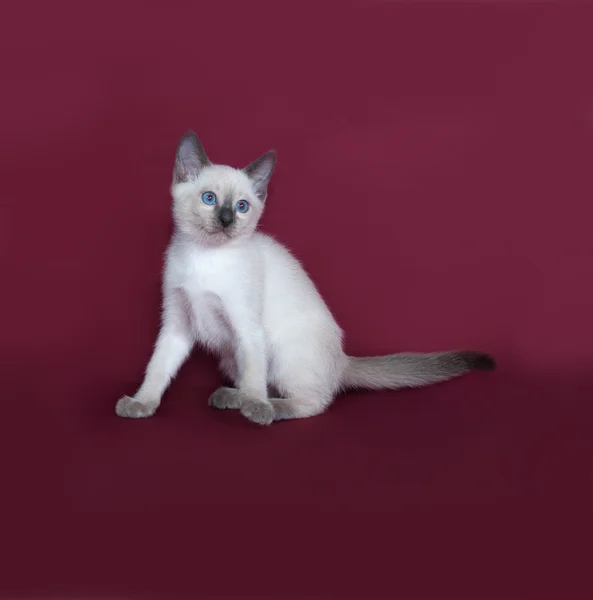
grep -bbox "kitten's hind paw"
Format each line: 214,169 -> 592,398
208,387 -> 242,410
240,398 -> 275,426
115,396 -> 158,419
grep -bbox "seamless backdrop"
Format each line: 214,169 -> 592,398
0,1 -> 591,599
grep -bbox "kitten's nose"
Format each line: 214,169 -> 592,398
218,207 -> 234,228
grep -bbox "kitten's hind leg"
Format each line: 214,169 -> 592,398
269,393 -> 331,421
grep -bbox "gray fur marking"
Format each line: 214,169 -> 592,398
115,396 -> 158,418
342,350 -> 495,391
240,397 -> 275,425
217,205 -> 234,228
173,131 -> 211,184
243,150 -> 276,201
208,387 -> 242,410
209,387 -> 275,425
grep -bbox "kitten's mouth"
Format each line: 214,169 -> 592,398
193,223 -> 235,243
203,226 -> 233,239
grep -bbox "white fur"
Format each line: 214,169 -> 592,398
166,231 -> 346,404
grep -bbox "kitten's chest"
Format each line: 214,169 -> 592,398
175,248 -> 239,349
178,246 -> 238,298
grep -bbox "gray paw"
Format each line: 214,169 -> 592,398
240,398 -> 275,426
208,387 -> 242,410
115,396 -> 158,418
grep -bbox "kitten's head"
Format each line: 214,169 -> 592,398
170,131 -> 276,246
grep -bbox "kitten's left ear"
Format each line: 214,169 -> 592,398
244,150 -> 276,201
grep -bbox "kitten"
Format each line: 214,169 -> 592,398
115,132 -> 495,425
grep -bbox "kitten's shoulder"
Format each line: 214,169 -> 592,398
253,231 -> 290,253
165,233 -> 191,262
253,231 -> 303,269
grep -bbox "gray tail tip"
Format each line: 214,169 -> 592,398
458,350 -> 497,371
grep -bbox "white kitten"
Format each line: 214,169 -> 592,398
116,132 -> 495,425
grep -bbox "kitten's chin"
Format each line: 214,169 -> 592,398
178,222 -> 248,246
210,227 -> 235,241
194,226 -> 236,246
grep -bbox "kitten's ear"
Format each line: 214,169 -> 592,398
244,150 -> 276,201
173,131 -> 210,184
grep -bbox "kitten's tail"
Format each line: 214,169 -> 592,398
341,350 -> 495,391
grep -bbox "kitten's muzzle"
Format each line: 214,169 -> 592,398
218,206 -> 234,228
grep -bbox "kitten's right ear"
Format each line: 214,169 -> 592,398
173,131 -> 210,184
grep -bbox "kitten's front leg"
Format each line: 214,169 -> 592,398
116,293 -> 193,418
209,328 -> 273,425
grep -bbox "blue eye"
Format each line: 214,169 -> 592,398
202,192 -> 217,205
236,200 -> 249,213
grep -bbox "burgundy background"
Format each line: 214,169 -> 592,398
1,1 -> 591,599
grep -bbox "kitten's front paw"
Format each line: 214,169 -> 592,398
240,398 -> 275,426
208,387 -> 242,410
115,396 -> 158,419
